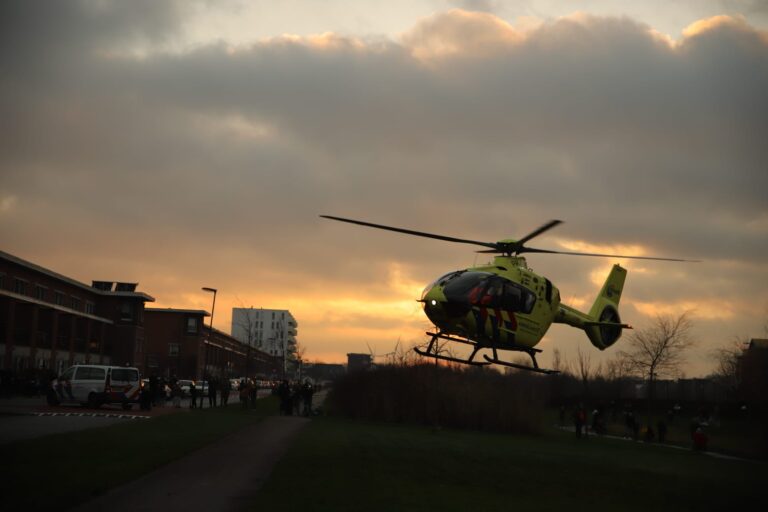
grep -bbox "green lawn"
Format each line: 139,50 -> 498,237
252,417 -> 767,512
0,398 -> 277,510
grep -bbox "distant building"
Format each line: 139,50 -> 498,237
231,307 -> 298,364
738,338 -> 768,410
145,308 -> 278,379
304,362 -> 345,383
347,353 -> 372,372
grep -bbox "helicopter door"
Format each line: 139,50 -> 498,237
545,278 -> 552,304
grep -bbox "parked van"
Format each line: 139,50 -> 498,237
57,365 -> 141,409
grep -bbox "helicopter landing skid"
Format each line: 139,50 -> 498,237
414,332 -> 490,366
417,332 -> 559,374
482,353 -> 560,375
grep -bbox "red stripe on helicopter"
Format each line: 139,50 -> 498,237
506,310 -> 518,330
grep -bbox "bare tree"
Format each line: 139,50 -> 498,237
710,336 -> 747,394
604,356 -> 634,400
575,347 -> 593,397
619,312 -> 695,380
619,312 -> 695,417
232,302 -> 261,377
294,340 -> 307,379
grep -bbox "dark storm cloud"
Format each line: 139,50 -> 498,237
1,2 -> 766,362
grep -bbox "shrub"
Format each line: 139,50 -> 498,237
326,364 -> 545,435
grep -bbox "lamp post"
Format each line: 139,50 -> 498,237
202,287 -> 217,380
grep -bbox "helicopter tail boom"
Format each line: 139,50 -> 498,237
555,264 -> 628,350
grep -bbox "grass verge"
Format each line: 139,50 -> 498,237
1,397 -> 277,510
253,416 -> 767,511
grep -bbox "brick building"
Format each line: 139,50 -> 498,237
145,308 -> 279,379
0,250 -> 154,377
0,250 -> 277,385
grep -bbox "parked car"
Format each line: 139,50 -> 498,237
56,365 -> 140,409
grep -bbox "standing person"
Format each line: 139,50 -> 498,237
301,380 -> 314,417
171,382 -> 182,408
149,375 -> 159,407
277,380 -> 291,415
624,410 -> 635,439
54,376 -> 65,402
140,381 -> 152,411
239,380 -> 250,409
190,381 -> 198,409
208,377 -> 217,408
292,381 -> 302,416
46,376 -> 60,405
693,427 -> 708,451
574,405 -> 585,439
657,419 -> 668,444
221,378 -> 231,407
249,379 -> 258,408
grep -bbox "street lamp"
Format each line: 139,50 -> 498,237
202,287 -> 217,379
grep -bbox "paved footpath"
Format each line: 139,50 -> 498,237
74,415 -> 311,512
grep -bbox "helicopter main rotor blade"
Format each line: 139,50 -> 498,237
320,215 -> 498,250
515,219 -> 564,247
522,247 -> 701,262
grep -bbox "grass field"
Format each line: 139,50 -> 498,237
252,417 -> 767,512
0,398 -> 276,510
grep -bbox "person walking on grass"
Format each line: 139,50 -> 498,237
574,405 -> 586,439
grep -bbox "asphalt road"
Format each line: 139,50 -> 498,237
0,389 -> 276,444
0,414 -> 140,444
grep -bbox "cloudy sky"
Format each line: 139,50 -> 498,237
1,0 -> 767,376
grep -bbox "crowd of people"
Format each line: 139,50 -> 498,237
275,380 -> 317,417
564,402 -> 710,451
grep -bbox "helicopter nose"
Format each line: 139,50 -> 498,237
422,286 -> 449,326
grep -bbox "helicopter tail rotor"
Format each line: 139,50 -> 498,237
555,264 -> 630,350
585,264 -> 628,349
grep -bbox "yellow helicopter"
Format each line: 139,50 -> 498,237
321,215 -> 697,374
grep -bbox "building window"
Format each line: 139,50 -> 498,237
14,278 -> 28,295
120,302 -> 134,321
85,302 -> 95,315
54,291 -> 64,305
168,343 -> 180,356
70,297 -> 81,311
35,285 -> 47,301
186,317 -> 199,334
0,273 -> 4,289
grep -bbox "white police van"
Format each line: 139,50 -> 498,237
57,364 -> 141,409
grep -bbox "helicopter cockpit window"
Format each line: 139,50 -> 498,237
442,272 -> 493,303
421,271 -> 465,300
467,277 -> 536,314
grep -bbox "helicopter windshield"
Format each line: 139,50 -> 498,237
442,272 -> 493,302
421,271 -> 465,300
443,272 -> 536,314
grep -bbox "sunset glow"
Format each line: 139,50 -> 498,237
1,1 -> 766,376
